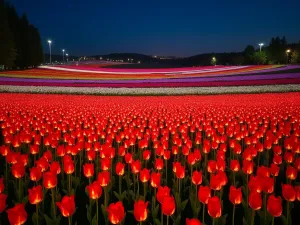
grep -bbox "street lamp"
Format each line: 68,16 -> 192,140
286,49 -> 291,64
66,53 -> 69,63
47,40 -> 52,64
62,49 -> 65,63
259,43 -> 264,52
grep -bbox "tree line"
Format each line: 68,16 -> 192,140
0,0 -> 43,70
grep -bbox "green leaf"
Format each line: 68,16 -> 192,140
92,215 -> 98,225
113,191 -> 121,200
152,204 -> 160,219
22,196 -> 28,204
154,218 -> 161,225
121,190 -> 127,200
174,215 -> 182,225
32,212 -> 38,225
243,217 -> 249,225
218,213 -> 228,225
181,199 -> 188,210
86,205 -> 91,223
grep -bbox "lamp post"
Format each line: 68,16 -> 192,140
286,49 -> 291,64
66,53 -> 69,63
47,40 -> 52,64
62,49 -> 65,63
259,43 -> 264,52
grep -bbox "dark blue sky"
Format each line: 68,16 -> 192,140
9,0 -> 300,57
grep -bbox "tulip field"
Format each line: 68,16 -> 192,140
0,92 -> 299,225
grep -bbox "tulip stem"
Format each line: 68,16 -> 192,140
96,199 -> 99,224
166,216 -> 169,225
165,160 -> 168,184
271,217 -> 274,225
246,174 -> 249,206
202,203 -> 205,224
68,174 -> 71,194
137,175 -> 140,197
119,176 -> 122,196
232,204 -> 235,225
264,193 -> 267,224
68,216 -> 71,225
161,208 -> 163,225
212,218 -> 215,225
233,172 -> 235,186
51,188 -> 56,220
36,204 -> 39,225
251,209 -> 255,225
144,182 -> 146,200
5,162 -> 8,190
286,201 -> 290,225
19,178 -> 22,202
104,187 -> 108,208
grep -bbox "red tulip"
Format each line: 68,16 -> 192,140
295,186 -> 300,201
155,158 -> 164,170
282,184 -> 296,202
125,153 -> 133,164
64,160 -> 75,175
249,191 -> 262,210
175,164 -> 185,179
256,166 -> 270,178
56,195 -> 75,217
107,201 -> 125,224
134,200 -> 148,222
186,218 -> 202,225
273,154 -> 282,165
97,171 -> 110,187
198,185 -> 211,204
87,181 -> 102,199
143,150 -> 151,160
187,153 -> 196,166
150,172 -> 161,188
163,150 -> 171,160
6,203 -> 27,225
86,149 -> 96,161
286,165 -> 297,180
43,172 -> 57,189
156,186 -> 171,204
0,193 -> 7,213
36,157 -> 48,172
262,177 -> 274,194
11,162 -> 25,178
242,160 -> 254,174
131,160 -> 141,174
267,195 -> 282,217
270,164 -> 279,177
83,163 -> 94,178
30,167 -> 42,182
100,158 -> 111,171
210,173 -> 222,191
43,150 -> 53,162
28,185 -> 43,204
50,161 -> 61,175
162,195 -> 176,216
208,196 -> 222,218
248,175 -> 263,193
207,160 -> 217,173
229,186 -> 242,205
140,168 -> 150,183
192,171 -> 202,185
116,162 -> 125,176
0,178 -> 4,193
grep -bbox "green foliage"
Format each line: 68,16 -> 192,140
290,51 -> 299,64
211,57 -> 217,66
253,51 -> 267,65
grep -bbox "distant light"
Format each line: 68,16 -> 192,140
138,61 -> 141,64
48,40 -> 52,44
62,49 -> 65,52
66,53 -> 69,56
259,43 -> 264,47
286,49 -> 291,53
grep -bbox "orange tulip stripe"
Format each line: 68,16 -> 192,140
0,93 -> 299,225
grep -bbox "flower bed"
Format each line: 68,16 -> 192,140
0,93 -> 299,225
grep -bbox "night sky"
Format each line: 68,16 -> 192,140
9,0 -> 300,57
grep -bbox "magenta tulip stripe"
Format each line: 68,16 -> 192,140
0,65 -> 300,89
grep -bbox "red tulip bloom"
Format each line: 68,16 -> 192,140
194,149 -> 202,161
175,165 -> 185,179
208,196 -> 222,218
0,178 -> 4,193
286,165 -> 297,180
28,185 -> 43,204
163,150 -> 171,160
0,193 -> 7,213
107,201 -> 125,224
229,186 -> 242,205
36,157 -> 49,172
101,158 -> 111,171
282,184 -> 296,202
43,172 -> 57,189
187,153 -> 196,166
116,162 -> 125,176
283,152 -> 294,164
162,195 -> 176,216
131,160 -> 141,174
242,160 -> 254,174
87,181 -> 102,200
270,164 -> 279,177
210,173 -> 222,191
256,166 -> 270,178
43,150 -> 53,162
248,175 -> 263,193
56,195 -> 75,217
30,167 -> 42,182
83,163 -> 94,178
295,186 -> 300,201
207,160 -> 217,173
249,191 -> 262,210
125,153 -> 133,164
186,218 -> 202,225
156,186 -> 171,204
192,171 -> 202,185
140,168 -> 150,183
18,154 -> 28,166
262,177 -> 274,194
134,200 -> 148,222
267,195 -> 282,217
64,160 -> 75,175
198,186 -> 211,204
12,162 -> 25,178
273,154 -> 282,165
6,203 -> 27,225
97,171 -> 110,187
86,149 -> 96,161
155,158 -> 164,171
150,172 -> 161,188
50,161 -> 61,175
143,150 -> 151,160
